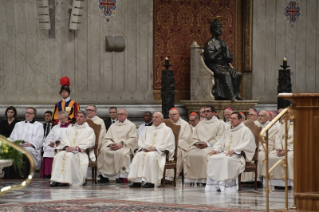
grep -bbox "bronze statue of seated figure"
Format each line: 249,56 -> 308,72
204,18 -> 244,101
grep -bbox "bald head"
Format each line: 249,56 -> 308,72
153,112 -> 164,126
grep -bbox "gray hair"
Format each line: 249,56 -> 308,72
260,110 -> 269,117
87,104 -> 97,112
77,110 -> 87,117
118,108 -> 128,116
58,111 -> 68,118
154,111 -> 163,119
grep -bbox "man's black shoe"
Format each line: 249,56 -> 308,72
50,182 -> 59,187
257,181 -> 263,188
98,176 -> 109,183
129,183 -> 142,188
142,183 -> 154,188
116,178 -> 123,183
59,183 -> 69,187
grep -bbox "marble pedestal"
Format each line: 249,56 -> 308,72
180,100 -> 259,120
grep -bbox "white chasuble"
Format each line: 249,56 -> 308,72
128,123 -> 175,186
10,121 -> 44,170
50,123 -> 95,186
207,122 -> 256,181
42,123 -> 71,158
166,118 -> 192,178
241,121 -> 278,182
97,120 -> 138,177
184,117 -> 225,181
262,121 -> 294,180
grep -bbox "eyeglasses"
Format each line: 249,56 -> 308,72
58,117 -> 68,121
26,112 -> 34,115
86,109 -> 95,112
117,113 -> 126,116
189,119 -> 197,122
109,112 -> 117,114
248,114 -> 256,116
258,115 -> 266,117
169,113 -> 178,117
203,110 -> 212,113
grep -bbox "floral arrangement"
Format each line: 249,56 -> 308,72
0,138 -> 24,177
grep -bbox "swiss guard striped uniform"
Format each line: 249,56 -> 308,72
51,98 -> 79,125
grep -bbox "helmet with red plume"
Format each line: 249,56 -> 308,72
59,76 -> 71,95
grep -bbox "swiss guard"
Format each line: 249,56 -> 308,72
51,76 -> 79,125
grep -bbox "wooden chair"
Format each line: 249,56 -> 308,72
85,119 -> 101,184
238,120 -> 262,191
162,119 -> 181,187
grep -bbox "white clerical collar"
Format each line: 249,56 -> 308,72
261,121 -> 270,127
205,116 -> 216,121
62,96 -> 71,102
88,116 -> 96,120
76,122 -> 87,128
118,119 -> 127,124
173,118 -> 182,124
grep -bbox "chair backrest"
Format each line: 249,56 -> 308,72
243,120 -> 262,161
163,119 -> 181,161
86,119 -> 102,157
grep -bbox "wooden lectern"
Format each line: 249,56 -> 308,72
278,93 -> 319,211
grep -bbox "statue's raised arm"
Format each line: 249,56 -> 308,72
204,18 -> 244,101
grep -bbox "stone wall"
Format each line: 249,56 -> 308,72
0,0 -> 155,105
252,0 -> 319,103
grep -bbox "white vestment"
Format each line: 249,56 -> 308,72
254,120 -> 260,126
50,123 -> 95,186
97,119 -> 138,178
166,118 -> 192,179
128,123 -> 175,186
241,121 -> 278,181
262,121 -> 294,187
42,123 -> 71,158
206,122 -> 256,192
137,122 -> 152,138
89,116 -> 106,152
10,121 -> 44,170
184,116 -> 225,183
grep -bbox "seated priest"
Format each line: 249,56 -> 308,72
248,108 -> 259,126
262,111 -> 294,189
50,110 -> 95,187
223,107 -> 233,127
183,106 -> 225,185
205,112 -> 256,192
166,107 -> 192,180
9,107 -> 44,178
189,112 -> 200,132
128,112 -> 175,188
97,108 -> 138,183
137,111 -> 153,138
41,111 -> 71,178
240,110 -> 278,185
86,104 -> 106,152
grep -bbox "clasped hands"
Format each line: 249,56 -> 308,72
142,147 -> 156,152
110,143 -> 123,151
195,142 -> 208,149
277,149 -> 289,157
209,150 -> 235,157
49,141 -> 61,148
65,147 -> 77,152
21,141 -> 33,148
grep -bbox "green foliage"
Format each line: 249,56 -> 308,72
0,139 -> 24,177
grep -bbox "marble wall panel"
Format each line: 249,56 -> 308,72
252,0 -> 319,103
0,0 -> 155,105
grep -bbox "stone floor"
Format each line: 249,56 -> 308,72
0,177 -> 294,211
